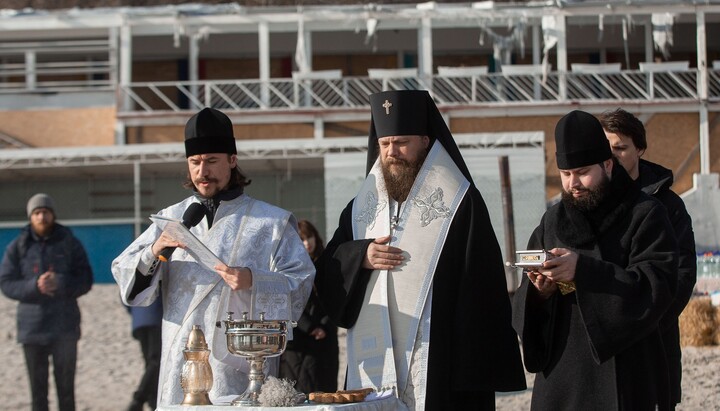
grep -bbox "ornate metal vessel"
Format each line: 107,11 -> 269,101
219,311 -> 296,406
180,325 -> 213,406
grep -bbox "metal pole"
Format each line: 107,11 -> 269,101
499,156 -> 518,292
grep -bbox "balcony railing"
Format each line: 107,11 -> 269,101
0,59 -> 114,91
1,64 -> 717,111
115,68 -> 717,114
0,39 -> 114,93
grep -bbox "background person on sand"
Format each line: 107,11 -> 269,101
126,296 -> 162,411
0,193 -> 94,411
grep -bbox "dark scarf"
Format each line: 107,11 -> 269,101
194,184 -> 244,228
555,163 -> 640,248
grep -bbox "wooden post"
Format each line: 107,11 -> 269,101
499,156 -> 518,292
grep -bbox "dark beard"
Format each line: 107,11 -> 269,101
561,173 -> 610,212
31,221 -> 54,238
381,151 -> 427,202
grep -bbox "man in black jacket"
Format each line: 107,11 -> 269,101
0,193 -> 93,411
600,108 -> 696,409
512,110 -> 678,410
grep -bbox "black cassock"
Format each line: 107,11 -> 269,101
315,186 -> 526,410
512,166 -> 678,411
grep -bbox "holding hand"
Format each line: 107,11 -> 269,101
151,231 -> 182,258
362,235 -> 404,270
310,327 -> 327,340
539,248 -> 578,283
214,264 -> 253,291
37,270 -> 58,296
527,270 -> 557,300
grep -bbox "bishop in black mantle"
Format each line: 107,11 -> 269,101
315,89 -> 526,410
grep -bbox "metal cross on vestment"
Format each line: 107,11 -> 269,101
383,99 -> 393,115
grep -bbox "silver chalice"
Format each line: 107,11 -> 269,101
219,311 -> 296,406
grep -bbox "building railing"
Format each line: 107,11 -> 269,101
0,60 -> 114,91
0,64 -> 717,109
116,68 -> 717,114
0,39 -> 115,92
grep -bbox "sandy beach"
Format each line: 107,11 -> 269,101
0,284 -> 718,410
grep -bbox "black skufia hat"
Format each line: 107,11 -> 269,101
184,107 -> 237,157
366,90 -> 473,182
555,110 -> 612,170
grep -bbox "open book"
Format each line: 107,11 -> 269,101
149,214 -> 225,272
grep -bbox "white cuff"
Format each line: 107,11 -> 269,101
137,247 -> 160,276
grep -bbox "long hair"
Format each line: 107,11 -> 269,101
298,219 -> 325,261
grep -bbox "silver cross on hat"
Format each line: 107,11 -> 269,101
382,99 -> 393,115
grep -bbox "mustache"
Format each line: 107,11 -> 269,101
386,158 -> 411,167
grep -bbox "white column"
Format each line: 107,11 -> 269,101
314,117 -> 324,140
302,29 -> 313,106
25,51 -> 36,90
700,104 -> 710,174
189,35 -> 200,108
108,27 -> 119,85
644,22 -> 653,63
117,23 -> 132,145
697,11 -> 710,174
556,15 -> 567,101
119,23 -> 132,112
532,22 -> 540,66
303,28 -> 312,71
697,11 -> 708,100
418,16 -> 433,79
133,161 -> 142,238
259,21 -> 270,108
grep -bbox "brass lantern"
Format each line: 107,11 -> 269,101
180,325 -> 214,405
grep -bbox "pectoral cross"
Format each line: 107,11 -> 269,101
391,202 -> 401,230
383,99 -> 393,115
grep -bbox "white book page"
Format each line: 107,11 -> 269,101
150,214 -> 225,271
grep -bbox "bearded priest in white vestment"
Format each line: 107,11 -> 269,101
112,107 -> 314,406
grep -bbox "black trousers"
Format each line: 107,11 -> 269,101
131,325 -> 162,409
23,339 -> 78,411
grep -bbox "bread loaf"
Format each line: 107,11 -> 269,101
308,388 -> 375,403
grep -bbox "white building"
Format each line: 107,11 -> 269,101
0,0 -> 718,282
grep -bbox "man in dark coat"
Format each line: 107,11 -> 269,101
600,108 -> 696,409
315,90 -> 526,410
512,110 -> 678,411
0,193 -> 94,411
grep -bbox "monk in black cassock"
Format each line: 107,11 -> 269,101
512,110 -> 678,410
315,90 -> 526,410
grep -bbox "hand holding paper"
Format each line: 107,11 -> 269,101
150,214 -> 225,272
213,265 -> 253,291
